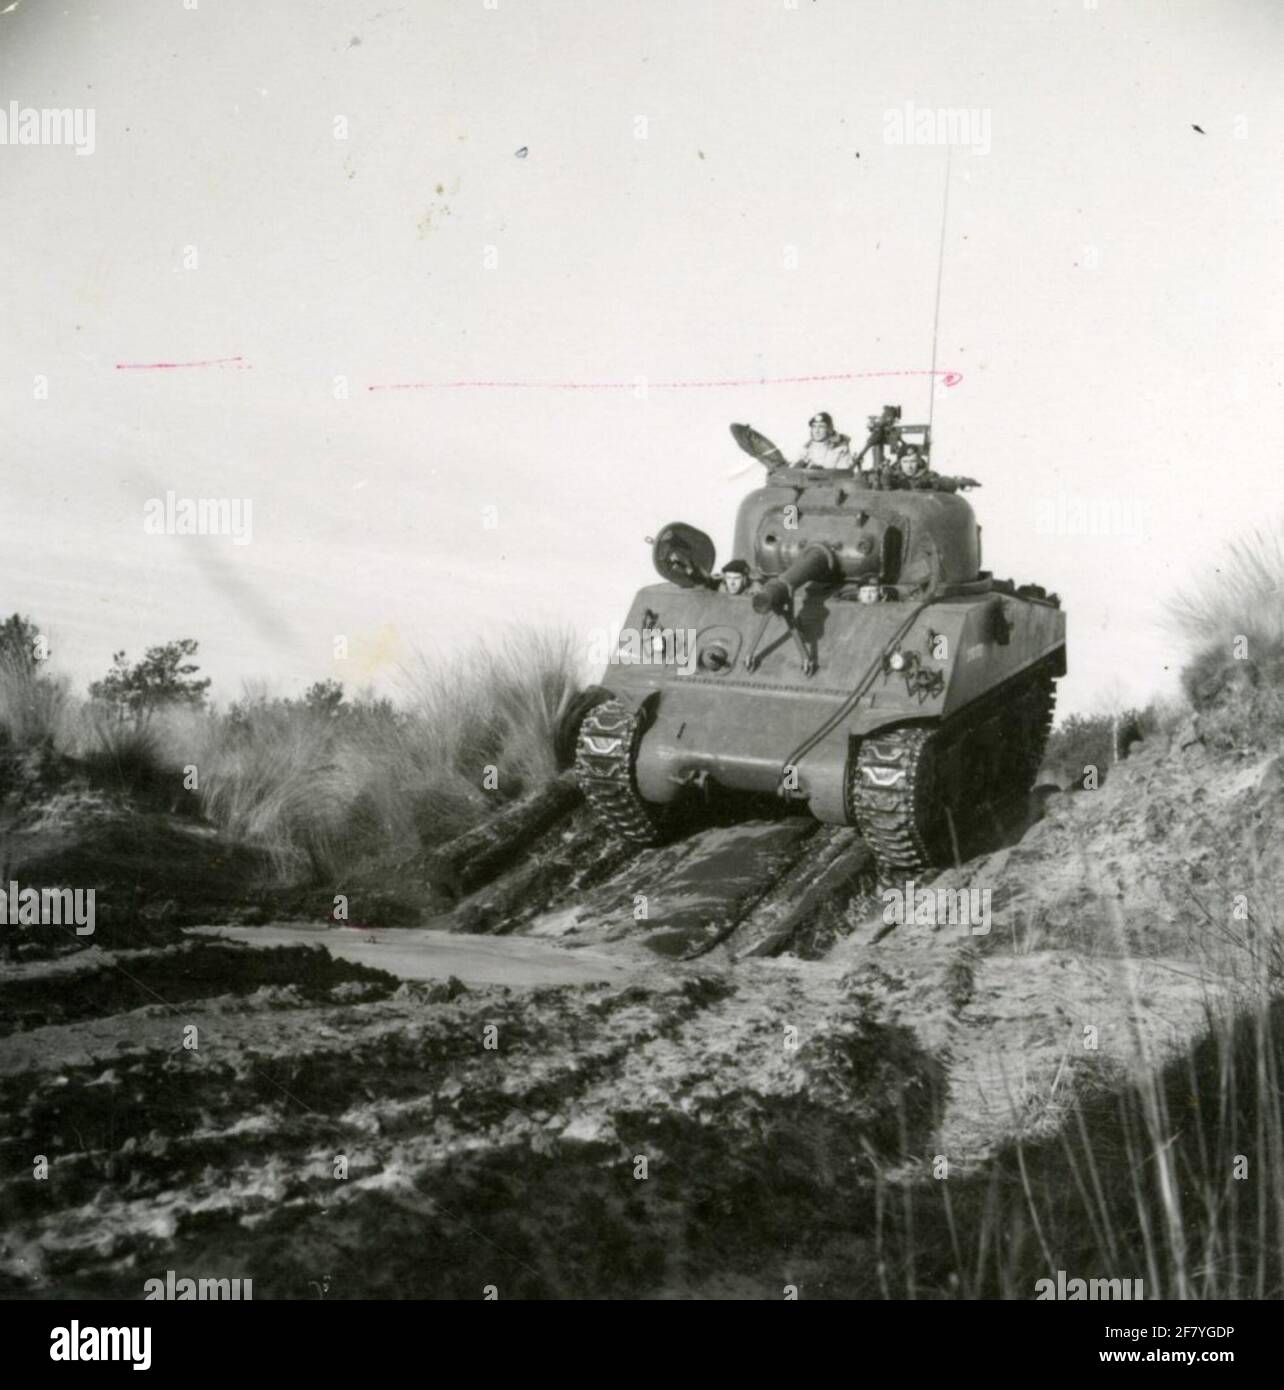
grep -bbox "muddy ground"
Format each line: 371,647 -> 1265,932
1,728 -> 1280,1298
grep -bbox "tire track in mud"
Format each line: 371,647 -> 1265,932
0,949 -> 960,1298
0,795 -> 892,1298
0,947 -> 909,1297
0,941 -> 398,1039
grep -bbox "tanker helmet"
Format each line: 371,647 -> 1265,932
721,559 -> 751,595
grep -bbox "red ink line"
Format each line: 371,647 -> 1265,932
115,355 -> 249,371
367,369 -> 963,392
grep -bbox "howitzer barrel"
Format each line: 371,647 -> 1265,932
752,544 -> 838,613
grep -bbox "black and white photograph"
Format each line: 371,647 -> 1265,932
0,0 -> 1280,1351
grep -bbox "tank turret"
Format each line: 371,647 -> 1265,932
733,480 -> 980,595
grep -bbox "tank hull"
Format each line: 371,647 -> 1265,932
595,581 -> 1065,826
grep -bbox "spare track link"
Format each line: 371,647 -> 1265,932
573,697 -> 668,846
848,659 -> 1059,873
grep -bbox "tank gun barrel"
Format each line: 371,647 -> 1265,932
752,544 -> 839,614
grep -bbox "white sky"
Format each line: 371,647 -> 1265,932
3,0 -> 1282,715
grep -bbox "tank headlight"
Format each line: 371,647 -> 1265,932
889,651 -> 906,671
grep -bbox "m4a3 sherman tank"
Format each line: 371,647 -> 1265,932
571,407 -> 1067,871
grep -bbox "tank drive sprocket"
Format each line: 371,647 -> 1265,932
574,697 -> 672,845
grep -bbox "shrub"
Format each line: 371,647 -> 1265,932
1042,705 -> 1159,785
74,704 -> 172,797
0,613 -> 45,673
89,639 -> 211,715
1043,712 -> 1114,784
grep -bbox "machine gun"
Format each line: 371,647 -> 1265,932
853,404 -> 932,473
855,407 -> 980,493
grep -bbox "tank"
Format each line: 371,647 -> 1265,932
570,407 -> 1067,871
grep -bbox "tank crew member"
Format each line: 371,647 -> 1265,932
796,413 -> 853,471
719,559 -> 759,596
878,446 -> 980,494
897,446 -> 929,482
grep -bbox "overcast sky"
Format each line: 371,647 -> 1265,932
3,0 -> 1281,715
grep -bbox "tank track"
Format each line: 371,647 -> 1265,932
573,697 -> 670,846
553,685 -> 612,769
1017,667 -> 1057,786
848,726 -> 939,870
847,661 -> 1059,874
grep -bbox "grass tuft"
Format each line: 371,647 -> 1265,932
1168,523 -> 1284,748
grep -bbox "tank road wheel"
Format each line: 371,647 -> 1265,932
573,697 -> 673,846
847,725 -> 946,874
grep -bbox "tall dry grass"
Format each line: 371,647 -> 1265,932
190,629 -> 581,879
0,649 -> 72,752
1,627 -> 583,883
1166,521 -> 1284,748
1167,523 -> 1284,653
858,916 -> 1284,1298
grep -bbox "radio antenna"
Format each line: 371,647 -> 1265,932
927,145 -> 952,431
